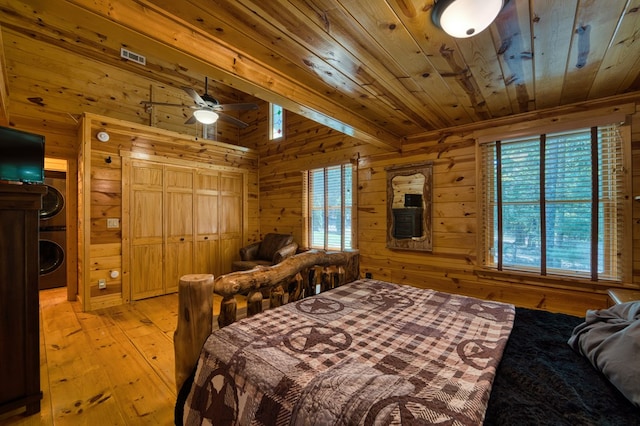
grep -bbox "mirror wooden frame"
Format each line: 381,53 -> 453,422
385,162 -> 433,252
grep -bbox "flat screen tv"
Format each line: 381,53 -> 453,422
0,126 -> 45,184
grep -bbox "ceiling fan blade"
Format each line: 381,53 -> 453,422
217,112 -> 250,128
215,103 -> 259,111
181,86 -> 208,107
184,114 -> 197,125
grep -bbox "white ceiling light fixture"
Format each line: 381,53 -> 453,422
432,0 -> 505,38
193,109 -> 219,124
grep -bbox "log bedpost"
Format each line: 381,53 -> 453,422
218,296 -> 237,329
289,272 -> 304,302
270,284 -> 285,308
174,274 -> 214,393
246,290 -> 264,317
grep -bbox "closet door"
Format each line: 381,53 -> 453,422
164,166 -> 194,294
126,157 -> 246,300
219,172 -> 244,274
130,161 -> 164,300
195,170 -> 220,277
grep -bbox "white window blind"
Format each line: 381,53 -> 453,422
479,123 -> 625,281
305,164 -> 353,250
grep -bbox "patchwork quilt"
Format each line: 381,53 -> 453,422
181,279 -> 515,425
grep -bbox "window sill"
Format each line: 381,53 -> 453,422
474,267 -> 636,294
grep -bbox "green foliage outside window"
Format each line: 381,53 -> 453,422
480,124 -> 624,281
308,165 -> 352,250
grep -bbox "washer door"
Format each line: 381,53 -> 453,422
40,185 -> 64,220
40,239 -> 65,275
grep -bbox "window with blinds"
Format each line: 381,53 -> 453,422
304,164 -> 353,250
479,123 -> 625,281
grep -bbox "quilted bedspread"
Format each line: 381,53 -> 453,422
181,279 -> 515,425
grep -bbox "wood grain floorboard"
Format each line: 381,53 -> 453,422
0,288 -> 180,425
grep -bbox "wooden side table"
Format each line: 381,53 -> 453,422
607,289 -> 640,306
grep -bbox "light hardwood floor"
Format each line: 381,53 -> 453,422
1,288 -> 180,425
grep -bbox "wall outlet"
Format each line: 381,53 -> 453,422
98,279 -> 107,290
365,272 -> 373,279
107,218 -> 120,229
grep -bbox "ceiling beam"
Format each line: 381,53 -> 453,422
59,0 -> 401,151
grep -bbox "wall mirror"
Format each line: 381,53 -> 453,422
386,162 -> 432,251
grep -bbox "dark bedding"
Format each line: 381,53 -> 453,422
177,305 -> 640,425
484,307 -> 640,425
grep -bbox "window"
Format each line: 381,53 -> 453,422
269,103 -> 284,140
304,164 -> 353,250
479,123 -> 626,281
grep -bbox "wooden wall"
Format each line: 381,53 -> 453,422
79,114 -> 259,310
248,95 -> 640,316
2,26 -> 247,146
9,81 -> 640,316
239,103 -> 388,245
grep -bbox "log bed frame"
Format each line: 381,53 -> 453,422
173,249 -> 359,391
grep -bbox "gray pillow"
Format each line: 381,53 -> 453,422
568,301 -> 640,407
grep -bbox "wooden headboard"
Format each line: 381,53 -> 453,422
173,249 -> 359,391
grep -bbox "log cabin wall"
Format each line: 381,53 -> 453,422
239,103 -> 388,245
3,17 -> 261,308
248,96 -> 640,316
360,104 -> 637,317
78,113 -> 259,311
1,24 -> 245,146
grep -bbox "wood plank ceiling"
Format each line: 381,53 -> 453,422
0,0 -> 639,151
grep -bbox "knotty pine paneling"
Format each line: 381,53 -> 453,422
90,152 -> 122,245
3,29 -> 248,144
358,130 -> 629,314
88,243 -> 122,300
247,99 -> 640,316
80,114 -> 258,310
240,108 -> 388,245
245,170 -> 261,244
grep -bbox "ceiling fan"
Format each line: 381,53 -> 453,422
141,77 -> 259,128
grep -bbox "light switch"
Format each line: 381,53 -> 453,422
107,218 -> 120,229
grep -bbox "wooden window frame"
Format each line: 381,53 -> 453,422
475,108 -> 632,288
269,103 -> 284,141
302,163 -> 356,251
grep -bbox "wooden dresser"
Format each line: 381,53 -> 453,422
392,208 -> 423,238
0,183 -> 45,416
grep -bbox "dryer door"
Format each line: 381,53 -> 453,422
39,239 -> 64,275
40,185 -> 64,220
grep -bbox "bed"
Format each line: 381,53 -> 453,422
174,250 -> 640,425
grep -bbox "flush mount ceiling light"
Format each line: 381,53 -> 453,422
432,0 -> 505,38
193,109 -> 219,124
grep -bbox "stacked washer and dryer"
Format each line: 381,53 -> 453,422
39,171 -> 67,290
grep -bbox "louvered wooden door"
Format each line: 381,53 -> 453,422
130,161 -> 164,300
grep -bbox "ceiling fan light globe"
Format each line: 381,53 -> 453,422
433,0 -> 504,38
193,109 -> 219,124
